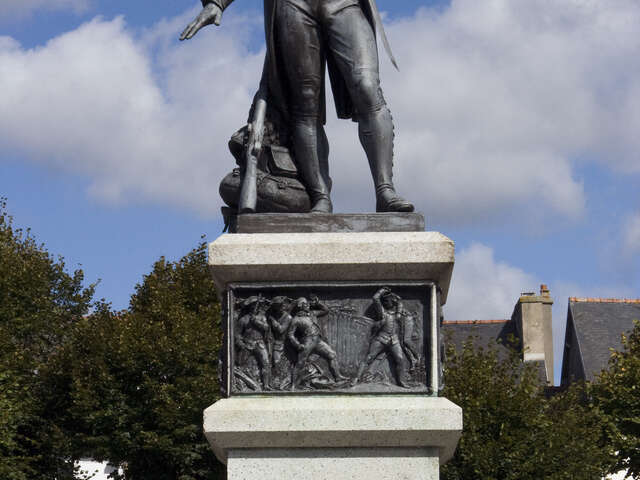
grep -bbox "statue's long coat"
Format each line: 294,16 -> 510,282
204,0 -> 384,123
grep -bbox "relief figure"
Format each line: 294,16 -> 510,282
352,287 -> 412,388
287,296 -> 348,390
268,296 -> 293,365
235,296 -> 272,390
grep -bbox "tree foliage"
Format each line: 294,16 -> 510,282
6,194 -> 639,479
441,335 -> 615,480
56,242 -> 224,479
1,199 -> 223,479
591,321 -> 640,479
0,199 -> 95,479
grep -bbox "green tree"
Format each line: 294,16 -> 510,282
441,335 -> 615,480
58,242 -> 224,479
0,198 -> 95,479
591,321 -> 640,479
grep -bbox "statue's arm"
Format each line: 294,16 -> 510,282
255,314 -> 270,334
287,321 -> 303,351
373,288 -> 387,318
270,314 -> 288,335
180,0 -> 236,41
235,318 -> 248,348
201,0 -> 235,10
310,296 -> 329,318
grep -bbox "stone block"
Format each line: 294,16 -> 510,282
231,212 -> 426,233
226,447 -> 439,480
205,229 -> 462,479
203,396 -> 463,468
208,232 -> 455,303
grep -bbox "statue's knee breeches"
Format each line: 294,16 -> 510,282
315,340 -> 337,360
350,68 -> 386,114
290,77 -> 323,120
364,354 -> 377,365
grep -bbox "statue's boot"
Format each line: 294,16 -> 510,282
395,360 -> 410,388
359,107 -> 414,213
310,196 -> 333,214
398,378 -> 412,389
293,118 -> 333,213
329,358 -> 349,382
351,362 -> 367,386
376,187 -> 414,213
262,369 -> 272,391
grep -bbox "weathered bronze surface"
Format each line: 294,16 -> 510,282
224,210 -> 425,234
180,0 -> 414,214
221,282 -> 439,396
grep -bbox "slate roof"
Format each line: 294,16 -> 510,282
442,320 -> 519,355
442,319 -> 547,383
561,298 -> 640,385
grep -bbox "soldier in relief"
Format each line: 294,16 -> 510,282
287,296 -> 348,389
268,296 -> 293,365
352,287 -> 412,388
234,296 -> 272,390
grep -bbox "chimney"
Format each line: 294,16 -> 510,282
513,284 -> 554,384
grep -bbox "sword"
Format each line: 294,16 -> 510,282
366,0 -> 399,70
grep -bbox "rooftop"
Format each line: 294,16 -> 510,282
566,299 -> 640,382
443,319 -> 509,325
569,297 -> 640,304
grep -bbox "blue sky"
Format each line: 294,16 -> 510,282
1,0 -> 639,384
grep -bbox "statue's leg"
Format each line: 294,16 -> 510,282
255,344 -> 272,389
275,1 -> 332,213
352,338 -> 385,385
325,4 -> 414,212
291,335 -> 318,390
390,341 -> 410,387
272,341 -> 283,365
316,340 -> 348,382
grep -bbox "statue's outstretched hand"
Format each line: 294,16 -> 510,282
180,4 -> 222,41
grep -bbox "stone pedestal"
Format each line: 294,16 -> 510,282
206,217 -> 462,478
208,231 -> 454,302
204,396 -> 462,480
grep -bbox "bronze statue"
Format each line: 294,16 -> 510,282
267,296 -> 293,365
234,296 -> 272,390
352,287 -> 412,387
180,0 -> 414,214
287,297 -> 348,389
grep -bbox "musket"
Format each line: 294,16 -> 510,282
238,93 -> 267,213
234,367 -> 260,391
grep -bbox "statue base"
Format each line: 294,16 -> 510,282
207,219 -> 462,475
209,230 -> 454,395
223,211 -> 425,234
204,396 -> 462,480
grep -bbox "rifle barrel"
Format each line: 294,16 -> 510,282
238,98 -> 267,213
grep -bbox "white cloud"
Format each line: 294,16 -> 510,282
0,13 -> 264,213
596,211 -> 640,282
333,0 -> 640,221
1,0 -> 640,222
0,0 -> 89,18
445,243 -> 537,320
